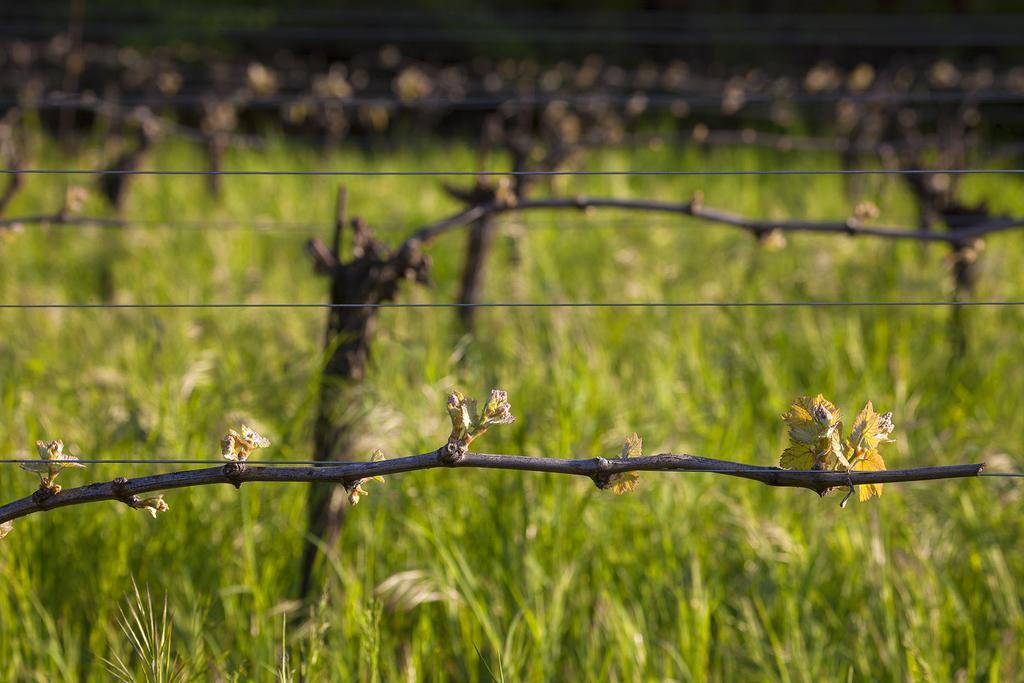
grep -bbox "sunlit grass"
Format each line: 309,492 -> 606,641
1,129 -> 1023,680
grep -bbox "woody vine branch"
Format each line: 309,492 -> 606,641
0,449 -> 986,528
0,390 -> 987,534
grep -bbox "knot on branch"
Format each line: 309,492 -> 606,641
438,440 -> 468,466
111,476 -> 137,505
32,486 -> 57,507
122,494 -> 143,508
223,461 -> 246,489
591,456 -> 614,490
111,476 -> 151,509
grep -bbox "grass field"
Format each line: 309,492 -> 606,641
1,130 -> 1023,681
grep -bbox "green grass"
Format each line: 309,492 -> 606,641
1,129 -> 1024,681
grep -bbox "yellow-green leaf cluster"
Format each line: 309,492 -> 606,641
846,401 -> 893,502
348,449 -> 386,506
221,425 -> 271,462
446,389 -> 515,449
778,396 -> 894,503
606,433 -> 642,495
780,395 -> 845,471
19,439 -> 86,492
138,495 -> 170,519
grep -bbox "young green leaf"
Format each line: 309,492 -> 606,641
779,443 -> 816,470
348,449 -> 386,506
782,395 -> 841,446
849,401 -> 883,451
138,495 -> 170,518
851,448 -> 887,501
779,395 -> 845,471
621,433 -> 642,458
606,433 -> 642,495
446,391 -> 473,443
846,401 -> 894,501
240,425 -> 270,449
446,389 -> 516,450
481,389 -> 515,427
20,440 -> 86,492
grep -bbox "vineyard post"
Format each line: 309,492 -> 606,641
97,120 -> 157,211
453,123 -> 500,332
57,0 -> 86,149
889,108 -> 988,357
301,186 -> 432,596
204,132 -> 226,197
454,201 -> 497,332
453,114 -> 579,332
303,186 -> 355,597
0,171 -> 20,217
905,173 -> 988,358
0,110 -> 25,217
200,100 -> 237,198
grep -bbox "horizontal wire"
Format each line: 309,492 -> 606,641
1,168 -> 1022,177
1,301 -> 1023,310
